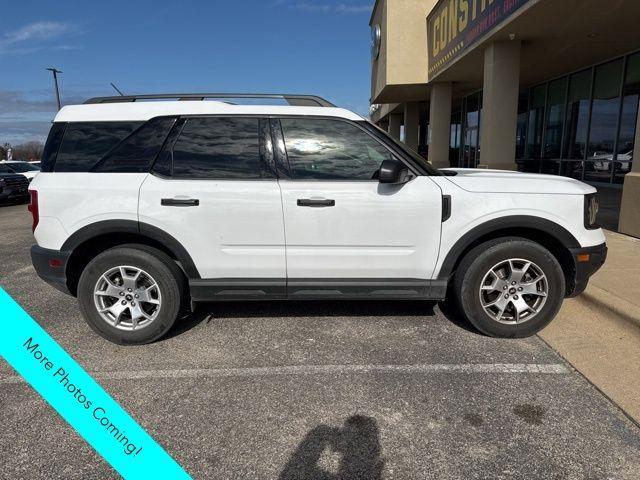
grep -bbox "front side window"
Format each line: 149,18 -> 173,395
280,118 -> 392,180
55,122 -> 142,172
171,117 -> 271,179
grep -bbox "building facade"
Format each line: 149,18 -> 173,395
369,0 -> 640,237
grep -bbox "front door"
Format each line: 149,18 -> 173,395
275,117 -> 443,296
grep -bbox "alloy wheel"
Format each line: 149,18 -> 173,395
93,265 -> 162,331
478,258 -> 548,325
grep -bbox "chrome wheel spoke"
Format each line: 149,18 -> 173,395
509,261 -> 531,284
520,281 -> 547,297
137,284 -> 160,305
103,302 -> 127,325
511,297 -> 533,323
120,267 -> 141,290
95,279 -> 122,299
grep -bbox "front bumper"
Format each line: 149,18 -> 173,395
31,245 -> 72,295
566,242 -> 607,297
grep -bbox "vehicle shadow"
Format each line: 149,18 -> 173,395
165,297 -> 479,340
279,415 -> 384,480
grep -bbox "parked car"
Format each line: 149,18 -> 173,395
0,160 -> 40,181
29,93 -> 607,344
0,164 -> 30,203
591,150 -> 633,172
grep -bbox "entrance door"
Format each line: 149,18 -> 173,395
275,117 -> 443,296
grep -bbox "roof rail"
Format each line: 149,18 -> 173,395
83,93 -> 336,107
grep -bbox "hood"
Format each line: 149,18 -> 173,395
440,168 -> 596,195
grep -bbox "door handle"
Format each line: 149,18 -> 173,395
297,198 -> 335,207
161,198 -> 200,207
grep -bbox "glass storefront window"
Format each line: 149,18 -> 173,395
515,90 -> 529,160
560,160 -> 584,180
614,52 -> 640,183
526,85 -> 546,160
447,51 -> 639,185
563,69 -> 592,160
449,111 -> 462,167
462,92 -> 481,168
587,59 -> 623,159
544,77 -> 567,159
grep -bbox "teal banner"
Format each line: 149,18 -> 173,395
0,287 -> 191,479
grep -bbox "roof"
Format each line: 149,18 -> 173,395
54,101 -> 363,123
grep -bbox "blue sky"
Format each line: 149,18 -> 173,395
0,0 -> 373,145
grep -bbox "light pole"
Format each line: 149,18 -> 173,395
46,67 -> 63,110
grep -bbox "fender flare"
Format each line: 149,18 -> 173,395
61,220 -> 200,278
437,215 -> 580,281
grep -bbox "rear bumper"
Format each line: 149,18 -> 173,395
31,245 -> 72,295
566,242 -> 607,297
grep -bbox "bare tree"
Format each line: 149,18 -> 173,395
11,141 -> 44,161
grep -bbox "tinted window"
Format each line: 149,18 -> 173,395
92,117 -> 176,172
172,117 -> 270,179
280,118 -> 392,180
55,122 -> 142,172
564,69 -> 592,160
0,164 -> 13,174
40,122 -> 66,172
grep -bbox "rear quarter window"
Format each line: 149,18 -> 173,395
40,123 -> 66,172
54,122 -> 142,172
91,117 -> 176,173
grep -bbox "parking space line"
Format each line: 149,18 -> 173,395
0,363 -> 569,384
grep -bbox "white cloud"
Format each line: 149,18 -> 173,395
0,21 -> 78,55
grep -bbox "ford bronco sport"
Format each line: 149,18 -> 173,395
29,93 -> 607,344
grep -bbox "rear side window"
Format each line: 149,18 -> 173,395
55,122 -> 142,172
91,117 -> 176,173
40,123 -> 66,172
280,118 -> 392,180
171,117 -> 273,179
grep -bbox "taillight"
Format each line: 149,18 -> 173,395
28,190 -> 39,233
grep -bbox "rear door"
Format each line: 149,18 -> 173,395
274,117 -> 443,296
138,116 -> 287,297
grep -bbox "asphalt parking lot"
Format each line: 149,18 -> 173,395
1,201 -> 640,479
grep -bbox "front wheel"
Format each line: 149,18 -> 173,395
454,238 -> 565,338
77,245 -> 184,345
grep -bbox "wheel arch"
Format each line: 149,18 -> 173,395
62,220 -> 199,296
437,216 -> 579,296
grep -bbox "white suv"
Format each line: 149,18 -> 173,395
29,93 -> 607,344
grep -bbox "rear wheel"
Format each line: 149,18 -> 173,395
77,245 -> 183,345
454,238 -> 565,338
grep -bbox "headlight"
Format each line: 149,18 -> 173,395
584,193 -> 599,230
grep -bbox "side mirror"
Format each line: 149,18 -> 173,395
378,159 -> 409,184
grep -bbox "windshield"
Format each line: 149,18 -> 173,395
362,122 -> 442,176
0,164 -> 13,174
6,162 -> 39,172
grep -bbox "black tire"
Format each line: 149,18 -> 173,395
77,245 -> 184,345
454,237 -> 565,338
